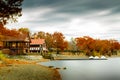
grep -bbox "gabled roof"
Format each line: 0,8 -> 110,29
2,33 -> 30,42
30,39 -> 45,45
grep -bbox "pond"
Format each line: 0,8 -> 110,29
41,58 -> 120,80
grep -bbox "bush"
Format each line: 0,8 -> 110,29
93,51 -> 100,57
43,54 -> 51,59
0,51 -> 6,60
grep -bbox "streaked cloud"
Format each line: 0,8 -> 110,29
6,0 -> 120,41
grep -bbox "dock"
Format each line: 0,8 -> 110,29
51,55 -> 107,60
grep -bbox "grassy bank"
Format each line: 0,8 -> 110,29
0,53 -> 61,80
0,64 -> 61,80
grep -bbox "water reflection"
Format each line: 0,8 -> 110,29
41,58 -> 120,80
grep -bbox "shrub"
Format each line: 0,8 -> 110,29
43,54 -> 51,59
93,51 -> 100,57
0,50 -> 6,60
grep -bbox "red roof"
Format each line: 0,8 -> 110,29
30,39 -> 45,45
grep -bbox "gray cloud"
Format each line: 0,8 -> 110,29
22,0 -> 120,25
22,0 -> 120,20
22,0 -> 120,14
7,0 -> 120,41
22,0 -> 63,8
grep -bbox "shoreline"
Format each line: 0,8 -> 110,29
0,55 -> 120,80
0,59 -> 62,80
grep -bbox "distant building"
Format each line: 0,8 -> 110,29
30,39 -> 47,54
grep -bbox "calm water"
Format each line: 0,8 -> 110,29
41,58 -> 120,80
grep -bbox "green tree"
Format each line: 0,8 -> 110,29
0,0 -> 23,25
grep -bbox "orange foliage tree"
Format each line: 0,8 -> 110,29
53,32 -> 68,51
45,33 -> 54,50
76,36 -> 95,56
0,23 -> 20,38
76,36 -> 120,56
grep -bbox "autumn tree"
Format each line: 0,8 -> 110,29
76,36 -> 120,56
62,41 -> 68,50
53,32 -> 67,51
31,31 -> 46,39
37,31 -> 46,39
0,23 -> 19,37
0,0 -> 23,25
109,39 -> 120,55
18,27 -> 30,34
31,33 -> 37,39
9,29 -> 20,37
18,27 -> 30,38
0,24 -> 5,42
0,23 -> 6,35
75,36 -> 95,56
45,33 -> 54,50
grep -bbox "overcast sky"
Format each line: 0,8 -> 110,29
6,0 -> 120,41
